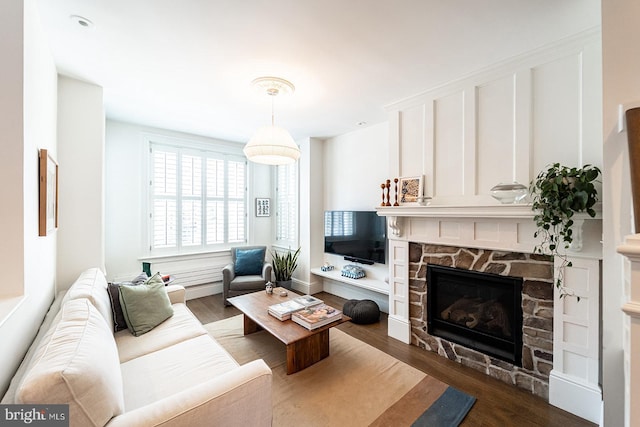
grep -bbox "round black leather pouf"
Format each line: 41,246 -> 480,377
343,299 -> 380,324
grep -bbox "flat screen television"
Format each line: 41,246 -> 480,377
324,211 -> 386,265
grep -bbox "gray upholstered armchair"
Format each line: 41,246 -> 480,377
223,246 -> 272,306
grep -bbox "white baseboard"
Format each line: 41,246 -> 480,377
185,283 -> 221,300
549,370 -> 602,424
388,314 -> 411,344
291,277 -> 313,295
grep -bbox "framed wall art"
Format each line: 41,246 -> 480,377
256,198 -> 270,217
399,175 -> 424,205
39,148 -> 58,236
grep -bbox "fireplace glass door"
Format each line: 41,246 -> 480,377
427,265 -> 523,365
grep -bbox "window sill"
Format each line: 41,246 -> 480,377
139,249 -> 231,263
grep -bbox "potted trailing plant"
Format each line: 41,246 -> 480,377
529,163 -> 601,297
271,247 -> 301,290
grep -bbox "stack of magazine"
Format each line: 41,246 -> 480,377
267,295 -> 323,320
291,303 -> 343,330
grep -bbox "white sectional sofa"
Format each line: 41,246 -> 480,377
2,268 -> 272,427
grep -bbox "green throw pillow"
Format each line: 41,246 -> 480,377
234,247 -> 265,276
119,273 -> 174,336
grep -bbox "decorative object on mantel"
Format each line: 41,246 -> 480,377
385,180 -> 391,206
625,107 -> 640,232
490,182 -> 528,204
529,163 -> 601,298
399,175 -> 424,205
416,196 -> 432,206
244,76 -> 300,165
381,180 -> 394,206
393,178 -> 399,206
341,264 -> 366,279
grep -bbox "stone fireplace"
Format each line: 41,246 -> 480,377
376,204 -> 602,422
409,243 -> 553,398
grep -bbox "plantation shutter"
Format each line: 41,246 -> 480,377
149,143 -> 246,253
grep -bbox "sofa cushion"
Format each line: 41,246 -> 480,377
15,298 -> 124,426
107,272 -> 150,332
108,282 -> 130,332
120,334 -> 239,411
63,267 -> 114,333
114,303 -> 207,363
234,247 -> 265,276
119,273 -> 174,336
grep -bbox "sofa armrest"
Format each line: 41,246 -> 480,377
165,284 -> 186,305
105,359 -> 272,427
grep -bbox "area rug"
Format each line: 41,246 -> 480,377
204,315 -> 475,426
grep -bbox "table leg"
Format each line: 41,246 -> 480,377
243,314 -> 262,335
286,329 -> 330,374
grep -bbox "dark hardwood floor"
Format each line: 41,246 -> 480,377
187,291 -> 594,427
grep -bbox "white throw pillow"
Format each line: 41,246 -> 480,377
15,298 -> 124,427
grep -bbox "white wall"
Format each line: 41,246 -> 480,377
320,122 -> 390,296
56,76 -> 105,288
0,0 -> 58,396
104,120 -> 273,283
296,137 -> 324,292
601,2 -> 640,425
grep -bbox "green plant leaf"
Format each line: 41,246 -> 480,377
529,163 -> 600,299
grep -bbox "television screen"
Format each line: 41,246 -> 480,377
324,211 -> 386,264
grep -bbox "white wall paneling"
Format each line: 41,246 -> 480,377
477,75 -> 515,190
434,91 -> 465,197
531,54 -> 582,170
388,239 -> 410,343
549,256 -> 601,424
386,30 -> 601,206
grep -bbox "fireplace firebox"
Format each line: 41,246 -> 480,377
427,265 -> 523,365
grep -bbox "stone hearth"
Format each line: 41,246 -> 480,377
408,243 -> 554,399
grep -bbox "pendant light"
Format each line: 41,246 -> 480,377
244,77 -> 300,165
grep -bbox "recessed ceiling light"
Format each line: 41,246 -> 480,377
70,15 -> 94,29
357,121 -> 367,126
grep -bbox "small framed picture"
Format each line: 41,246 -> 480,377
256,198 -> 270,217
39,148 -> 58,236
399,176 -> 424,205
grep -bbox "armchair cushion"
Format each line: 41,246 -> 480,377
234,247 -> 266,276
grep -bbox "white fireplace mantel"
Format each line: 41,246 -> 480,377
377,203 -> 538,219
379,204 -> 603,423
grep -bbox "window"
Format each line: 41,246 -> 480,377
149,141 -> 246,253
324,211 -> 354,237
275,162 -> 298,247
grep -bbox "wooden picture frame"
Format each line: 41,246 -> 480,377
256,198 -> 270,217
39,149 -> 58,236
399,175 -> 424,205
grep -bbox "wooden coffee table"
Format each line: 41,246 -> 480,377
227,289 -> 350,374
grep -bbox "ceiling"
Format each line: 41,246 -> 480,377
34,0 -> 600,144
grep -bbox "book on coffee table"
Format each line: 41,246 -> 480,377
291,303 -> 343,330
268,299 -> 305,321
292,294 -> 323,308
